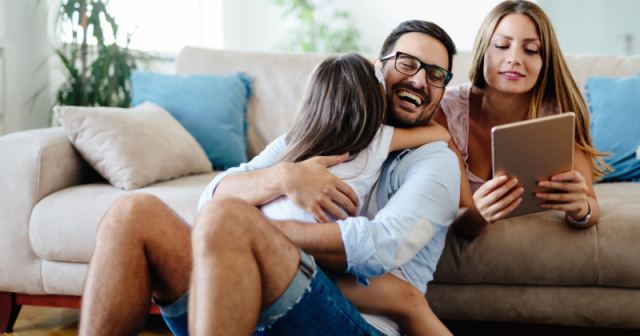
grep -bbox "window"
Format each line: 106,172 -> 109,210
99,0 -> 223,52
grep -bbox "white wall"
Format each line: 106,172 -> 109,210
538,0 -> 640,56
222,0 -> 640,57
0,0 -> 52,135
223,0 -> 509,54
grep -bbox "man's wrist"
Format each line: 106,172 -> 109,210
269,162 -> 292,197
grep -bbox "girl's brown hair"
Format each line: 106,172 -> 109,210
276,53 -> 386,164
469,0 -> 611,179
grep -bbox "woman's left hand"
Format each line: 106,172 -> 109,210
535,171 -> 590,219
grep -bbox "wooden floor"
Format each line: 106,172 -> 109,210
6,306 -> 172,336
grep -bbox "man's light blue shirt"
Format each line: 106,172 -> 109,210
198,135 -> 460,295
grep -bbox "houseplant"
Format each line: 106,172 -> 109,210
273,0 -> 361,53
48,0 -> 154,108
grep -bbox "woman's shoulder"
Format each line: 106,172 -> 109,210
441,83 -> 473,117
443,82 -> 473,100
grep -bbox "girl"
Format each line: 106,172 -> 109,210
261,52 -> 452,336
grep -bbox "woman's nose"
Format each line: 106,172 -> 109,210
506,47 -> 522,66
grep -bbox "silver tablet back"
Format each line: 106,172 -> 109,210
492,112 -> 575,219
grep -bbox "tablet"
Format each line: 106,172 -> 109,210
492,112 -> 575,219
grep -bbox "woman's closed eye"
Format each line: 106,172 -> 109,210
495,44 -> 538,55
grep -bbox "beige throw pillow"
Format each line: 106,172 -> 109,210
54,102 -> 213,190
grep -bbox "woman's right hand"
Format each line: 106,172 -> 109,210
473,175 -> 524,223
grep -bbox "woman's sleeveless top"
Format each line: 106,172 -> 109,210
440,83 -> 557,194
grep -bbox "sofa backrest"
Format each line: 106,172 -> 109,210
175,47 -> 640,158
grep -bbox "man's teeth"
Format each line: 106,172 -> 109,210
397,91 -> 422,106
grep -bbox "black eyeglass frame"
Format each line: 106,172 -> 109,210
381,51 -> 453,89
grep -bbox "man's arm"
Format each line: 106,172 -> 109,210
213,163 -> 288,206
338,143 -> 461,285
198,136 -> 359,221
270,220 -> 347,272
215,154 -> 359,221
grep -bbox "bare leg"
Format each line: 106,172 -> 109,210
337,274 -> 452,336
79,194 -> 193,336
189,197 -> 301,336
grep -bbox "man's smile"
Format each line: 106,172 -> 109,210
396,90 -> 424,107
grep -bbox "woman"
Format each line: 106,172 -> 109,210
433,0 -> 610,235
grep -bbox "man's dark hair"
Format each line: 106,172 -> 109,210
379,20 -> 457,72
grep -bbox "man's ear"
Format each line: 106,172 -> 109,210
438,87 -> 447,102
373,58 -> 383,69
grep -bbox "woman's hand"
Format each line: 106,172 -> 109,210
474,175 -> 524,223
536,171 -> 589,220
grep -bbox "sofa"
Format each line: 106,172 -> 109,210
1,46 -> 640,334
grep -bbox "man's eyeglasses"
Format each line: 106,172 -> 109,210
381,51 -> 453,89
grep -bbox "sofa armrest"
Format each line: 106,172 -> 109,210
0,127 -> 94,294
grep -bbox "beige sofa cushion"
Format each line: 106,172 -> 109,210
591,183 -> 640,288
54,102 -> 213,190
433,182 -> 640,288
29,172 -> 218,263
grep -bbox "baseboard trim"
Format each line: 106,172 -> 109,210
14,293 -> 161,314
442,319 -> 639,336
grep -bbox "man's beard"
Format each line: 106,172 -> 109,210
385,83 -> 437,128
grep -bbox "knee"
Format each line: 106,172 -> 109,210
191,198 -> 256,251
97,194 -> 164,238
399,285 -> 429,317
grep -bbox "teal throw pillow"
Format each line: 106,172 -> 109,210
131,71 -> 252,170
585,75 -> 640,182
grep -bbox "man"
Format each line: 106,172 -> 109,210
79,20 -> 460,336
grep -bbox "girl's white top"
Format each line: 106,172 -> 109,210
260,125 -> 395,222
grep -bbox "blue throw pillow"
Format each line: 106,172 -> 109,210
585,75 -> 640,182
131,71 -> 252,170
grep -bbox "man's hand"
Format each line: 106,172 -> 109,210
280,153 -> 359,222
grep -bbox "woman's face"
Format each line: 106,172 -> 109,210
483,14 -> 543,94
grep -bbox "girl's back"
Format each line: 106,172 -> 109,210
261,125 -> 394,222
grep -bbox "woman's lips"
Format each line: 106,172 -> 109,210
499,71 -> 525,81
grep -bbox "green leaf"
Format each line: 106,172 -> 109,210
50,1 -> 154,108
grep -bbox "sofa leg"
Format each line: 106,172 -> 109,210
0,292 -> 22,333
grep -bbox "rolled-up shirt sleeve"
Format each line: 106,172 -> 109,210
337,142 -> 461,285
198,135 -> 287,212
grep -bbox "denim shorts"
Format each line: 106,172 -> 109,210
156,248 -> 385,336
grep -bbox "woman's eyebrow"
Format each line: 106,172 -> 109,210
494,34 -> 540,42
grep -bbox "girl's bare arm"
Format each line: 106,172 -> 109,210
389,121 -> 452,153
337,274 -> 452,336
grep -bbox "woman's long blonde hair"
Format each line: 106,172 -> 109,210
469,0 -> 610,179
